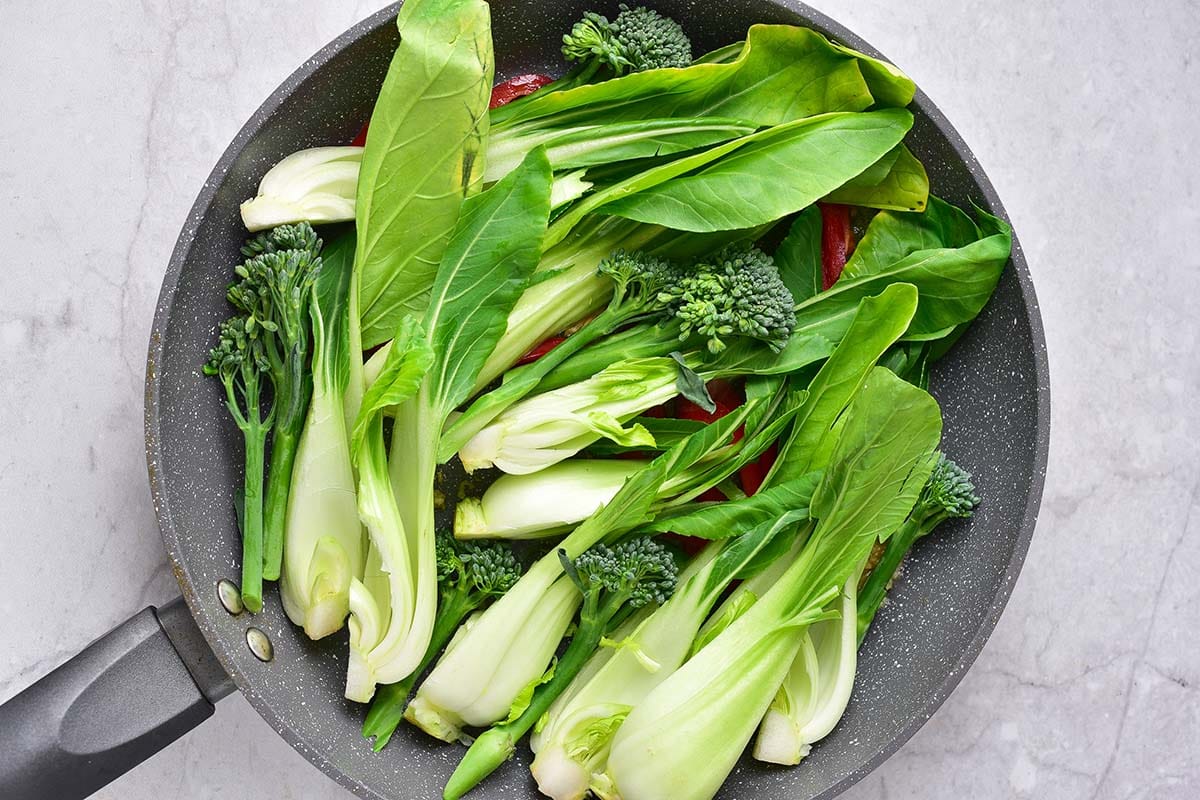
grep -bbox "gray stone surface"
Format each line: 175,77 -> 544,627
0,1 -> 1196,798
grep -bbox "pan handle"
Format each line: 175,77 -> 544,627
0,596 -> 234,799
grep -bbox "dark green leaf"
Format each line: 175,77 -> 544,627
770,283 -> 918,486
670,352 -> 715,412
424,149 -> 554,419
499,25 -> 878,129
845,196 -> 993,276
309,226 -> 355,396
791,206 -> 1012,344
589,110 -> 913,234
809,369 -> 941,543
644,474 -> 822,540
774,206 -> 823,303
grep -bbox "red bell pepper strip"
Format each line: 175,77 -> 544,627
516,335 -> 566,366
676,380 -> 743,502
819,203 -> 854,290
489,73 -> 555,109
739,443 -> 776,496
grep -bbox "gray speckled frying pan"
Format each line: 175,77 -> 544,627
0,2 -> 1050,798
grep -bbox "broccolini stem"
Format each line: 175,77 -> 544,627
534,321 -> 684,392
855,516 -> 922,645
363,586 -> 477,751
241,419 -> 269,614
261,366 -> 312,581
443,613 -> 609,800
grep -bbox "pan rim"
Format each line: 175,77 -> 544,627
144,3 -> 1050,798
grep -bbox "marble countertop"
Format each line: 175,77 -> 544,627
1,1 -> 1196,798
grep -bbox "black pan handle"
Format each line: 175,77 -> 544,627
0,596 -> 234,799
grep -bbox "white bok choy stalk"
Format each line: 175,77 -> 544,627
279,229 -> 364,640
345,149 -> 555,702
240,147 -> 362,232
752,565 -> 862,765
455,460 -> 644,540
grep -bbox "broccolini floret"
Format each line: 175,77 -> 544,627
204,316 -> 274,612
563,4 -> 693,78
856,453 -> 979,643
362,532 -> 522,751
662,244 -> 797,354
225,227 -> 323,585
240,221 -> 321,258
443,536 -> 679,799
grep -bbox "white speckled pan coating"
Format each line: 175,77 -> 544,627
144,2 -> 1050,798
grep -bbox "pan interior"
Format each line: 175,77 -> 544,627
146,2 -> 1048,798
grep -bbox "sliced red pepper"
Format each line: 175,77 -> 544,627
819,203 -> 854,290
351,121 -> 370,147
489,73 -> 555,109
641,401 -> 673,419
516,335 -> 566,366
676,379 -> 743,427
662,532 -> 709,558
739,443 -> 777,497
676,379 -> 745,502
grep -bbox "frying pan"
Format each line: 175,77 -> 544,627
0,1 -> 1050,798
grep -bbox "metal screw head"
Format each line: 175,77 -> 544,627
217,579 -> 244,615
246,627 -> 274,662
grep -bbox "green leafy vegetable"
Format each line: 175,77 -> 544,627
753,567 -> 860,765
824,144 -> 929,211
856,453 -> 979,643
531,515 -> 799,800
605,369 -> 943,800
279,228 -> 362,639
407,405 -> 758,743
346,150 -> 554,702
549,109 -> 914,242
441,242 -> 794,461
354,0 -> 494,346
774,205 -> 823,303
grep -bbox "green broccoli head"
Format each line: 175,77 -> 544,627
227,248 -> 322,344
562,5 -> 691,77
608,4 -> 692,71
241,221 -> 321,258
436,530 -> 522,600
435,529 -> 462,584
459,539 -> 523,596
598,249 -> 682,312
204,316 -> 267,378
571,536 -> 679,611
562,12 -> 631,74
660,243 -> 797,354
203,316 -> 272,427
921,454 -> 980,522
